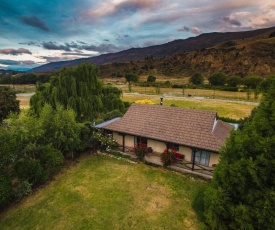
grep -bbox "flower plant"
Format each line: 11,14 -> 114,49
132,143 -> 148,161
161,149 -> 177,167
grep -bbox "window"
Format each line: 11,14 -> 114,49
134,136 -> 147,145
105,130 -> 113,137
192,150 -> 210,166
168,143 -> 179,151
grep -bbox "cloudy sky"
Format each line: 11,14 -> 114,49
0,0 -> 274,70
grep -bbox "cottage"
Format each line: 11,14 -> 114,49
99,103 -> 233,168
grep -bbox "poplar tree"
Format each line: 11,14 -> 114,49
202,82 -> 275,229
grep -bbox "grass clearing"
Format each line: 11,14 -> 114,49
0,155 -> 207,229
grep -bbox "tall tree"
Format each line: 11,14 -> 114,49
208,72 -> 227,86
202,82 -> 275,229
30,63 -> 124,121
243,76 -> 263,89
226,75 -> 242,87
0,86 -> 20,123
189,73 -> 204,85
125,73 -> 139,92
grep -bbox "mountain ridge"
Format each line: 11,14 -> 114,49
30,26 -> 275,75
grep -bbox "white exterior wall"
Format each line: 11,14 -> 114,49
209,152 -> 219,166
147,139 -> 166,153
113,132 -> 123,145
179,146 -> 193,161
125,135 -> 134,147
112,131 -> 220,168
113,132 -> 134,147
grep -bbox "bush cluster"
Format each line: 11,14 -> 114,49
161,149 -> 177,167
132,144 -> 148,161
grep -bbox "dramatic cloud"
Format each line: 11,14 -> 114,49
86,0 -> 162,18
82,43 -> 124,53
0,59 -> 35,65
221,16 -> 242,26
1,0 -> 274,70
62,52 -> 93,57
21,15 -> 49,31
41,41 -> 127,53
42,41 -> 71,51
115,34 -> 131,41
19,41 -> 41,46
0,48 -> 32,55
178,26 -> 202,35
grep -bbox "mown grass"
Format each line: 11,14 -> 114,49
122,94 -> 256,119
0,155 -> 207,230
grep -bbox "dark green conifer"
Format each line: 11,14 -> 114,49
202,82 -> 275,229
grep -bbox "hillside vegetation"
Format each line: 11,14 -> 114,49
29,26 -> 275,76
98,35 -> 275,78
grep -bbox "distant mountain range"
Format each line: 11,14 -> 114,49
30,26 -> 275,77
0,69 -> 19,76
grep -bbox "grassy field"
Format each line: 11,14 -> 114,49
0,84 -> 35,93
122,94 -> 256,119
116,85 -> 261,102
17,94 -> 256,119
0,155 -> 207,230
14,80 -> 257,119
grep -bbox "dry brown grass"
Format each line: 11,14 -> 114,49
0,84 -> 35,92
17,96 -> 30,109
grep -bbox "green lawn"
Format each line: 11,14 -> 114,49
0,154 -> 207,230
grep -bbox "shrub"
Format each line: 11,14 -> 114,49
14,180 -> 32,198
103,109 -> 123,121
0,173 -> 13,208
171,84 -> 184,88
147,75 -> 156,83
221,86 -> 238,92
192,187 -> 206,222
92,130 -> 118,152
132,143 -> 148,161
134,99 -> 154,104
38,146 -> 64,174
14,159 -> 47,185
161,149 -> 176,167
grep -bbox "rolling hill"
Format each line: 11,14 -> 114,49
30,26 -> 275,77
